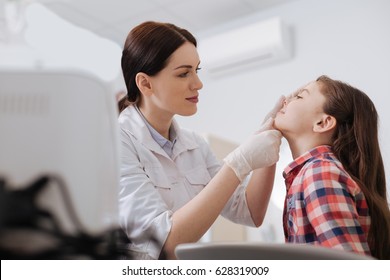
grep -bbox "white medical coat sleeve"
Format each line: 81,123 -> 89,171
194,133 -> 255,227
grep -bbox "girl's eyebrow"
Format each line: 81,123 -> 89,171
287,85 -> 310,101
300,88 -> 310,95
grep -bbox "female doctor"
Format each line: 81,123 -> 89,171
118,21 -> 283,260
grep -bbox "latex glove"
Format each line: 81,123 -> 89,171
262,95 -> 285,124
224,127 -> 282,182
256,116 -> 275,133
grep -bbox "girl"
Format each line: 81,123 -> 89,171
274,75 -> 390,259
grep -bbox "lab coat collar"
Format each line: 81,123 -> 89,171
171,120 -> 199,160
119,105 -> 198,158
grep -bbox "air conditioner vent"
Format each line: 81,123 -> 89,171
198,17 -> 292,76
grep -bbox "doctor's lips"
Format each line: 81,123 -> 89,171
186,95 -> 199,103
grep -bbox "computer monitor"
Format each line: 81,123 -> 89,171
0,70 -> 120,250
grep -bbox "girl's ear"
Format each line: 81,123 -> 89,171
135,72 -> 153,96
313,114 -> 336,133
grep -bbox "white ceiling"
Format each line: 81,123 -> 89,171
0,0 -> 297,46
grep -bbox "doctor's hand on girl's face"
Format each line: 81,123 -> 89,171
256,117 -> 275,134
224,129 -> 282,181
262,95 -> 286,125
258,95 -> 286,133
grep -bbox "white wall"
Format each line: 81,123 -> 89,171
176,0 -> 390,242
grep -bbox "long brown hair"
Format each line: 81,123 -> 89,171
317,75 -> 390,259
120,21 -> 197,112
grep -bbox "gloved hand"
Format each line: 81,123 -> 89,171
262,95 -> 285,124
224,121 -> 282,182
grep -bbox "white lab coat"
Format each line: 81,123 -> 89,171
118,105 -> 255,259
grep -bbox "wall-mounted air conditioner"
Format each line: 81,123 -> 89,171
198,17 -> 292,76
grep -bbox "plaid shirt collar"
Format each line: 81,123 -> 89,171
282,145 -> 333,190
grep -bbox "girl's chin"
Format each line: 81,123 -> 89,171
273,120 -> 281,131
273,122 -> 286,136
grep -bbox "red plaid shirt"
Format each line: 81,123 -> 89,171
282,145 -> 371,256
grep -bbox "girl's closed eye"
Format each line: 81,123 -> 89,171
287,88 -> 301,101
295,88 -> 307,99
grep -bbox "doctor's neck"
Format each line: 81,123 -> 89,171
137,104 -> 173,140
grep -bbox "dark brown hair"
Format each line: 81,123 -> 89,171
120,21 -> 197,111
317,75 -> 390,259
